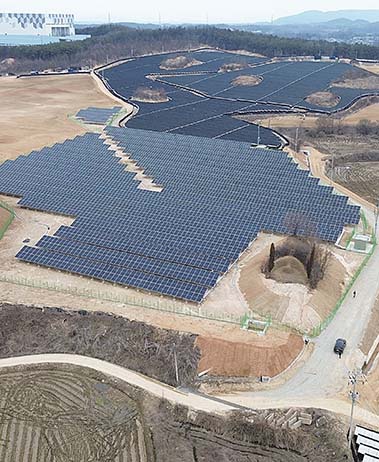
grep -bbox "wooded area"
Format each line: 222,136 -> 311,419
2,25 -> 379,73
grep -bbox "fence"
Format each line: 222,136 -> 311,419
309,232 -> 377,338
0,200 -> 15,241
0,273 -> 249,326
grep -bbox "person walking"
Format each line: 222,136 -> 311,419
353,290 -> 357,298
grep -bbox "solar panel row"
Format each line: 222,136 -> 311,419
0,128 -> 360,302
76,106 -> 122,125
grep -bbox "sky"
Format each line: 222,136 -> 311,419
2,1 -> 379,24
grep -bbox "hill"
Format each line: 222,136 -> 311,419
274,9 -> 379,25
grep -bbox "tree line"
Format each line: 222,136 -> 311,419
1,25 -> 379,73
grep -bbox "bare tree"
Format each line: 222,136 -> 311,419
282,211 -> 317,238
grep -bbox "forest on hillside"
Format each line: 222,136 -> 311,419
1,25 -> 379,73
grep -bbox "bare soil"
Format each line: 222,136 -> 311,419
334,75 -> 379,89
0,366 -> 149,461
238,236 -> 360,332
270,256 -> 308,285
0,363 -> 351,462
0,207 -> 11,230
304,91 -> 340,108
196,333 -> 303,378
231,74 -> 262,86
310,134 -> 379,204
0,75 -> 117,162
160,56 -> 203,70
357,63 -> 379,76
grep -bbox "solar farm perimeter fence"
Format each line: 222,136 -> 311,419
309,212 -> 377,338
0,203 -> 374,336
0,272 -> 256,326
0,200 -> 15,241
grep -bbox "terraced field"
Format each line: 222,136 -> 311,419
0,368 -> 150,461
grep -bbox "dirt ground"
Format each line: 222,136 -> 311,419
334,74 -> 379,89
0,195 -> 305,377
308,135 -> 379,204
357,63 -> 379,75
235,97 -> 379,132
0,74 -> 119,162
0,363 -> 351,462
238,234 -> 363,332
0,207 -> 11,230
196,333 -> 303,378
0,365 -> 148,461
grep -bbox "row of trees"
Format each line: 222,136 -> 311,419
2,25 -> 379,73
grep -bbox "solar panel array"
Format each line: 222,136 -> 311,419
76,106 -> 122,125
0,127 -> 360,302
101,50 -> 379,145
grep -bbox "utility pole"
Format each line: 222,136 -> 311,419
173,343 -> 179,385
257,124 -> 261,145
348,369 -> 365,450
331,152 -> 335,183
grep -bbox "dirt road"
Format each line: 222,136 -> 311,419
1,353 -> 379,428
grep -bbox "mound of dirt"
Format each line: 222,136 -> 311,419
305,91 -> 340,108
219,62 -> 247,73
160,55 -> 203,70
132,86 -> 169,103
232,75 -> 263,87
270,256 -> 308,285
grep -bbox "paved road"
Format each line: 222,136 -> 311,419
219,208 -> 379,409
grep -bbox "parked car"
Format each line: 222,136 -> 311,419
334,338 -> 347,355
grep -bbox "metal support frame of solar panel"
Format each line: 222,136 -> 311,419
0,129 -> 361,302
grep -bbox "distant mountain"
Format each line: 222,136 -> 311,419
274,10 -> 379,25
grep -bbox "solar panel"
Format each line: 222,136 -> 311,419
0,128 -> 360,303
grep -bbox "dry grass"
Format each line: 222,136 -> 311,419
305,91 -> 340,108
231,75 -> 262,87
0,75 -> 117,162
333,75 -> 379,89
160,55 -> 202,70
132,86 -> 169,103
219,62 -> 247,73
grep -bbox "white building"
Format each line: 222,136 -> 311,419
0,13 -> 75,37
